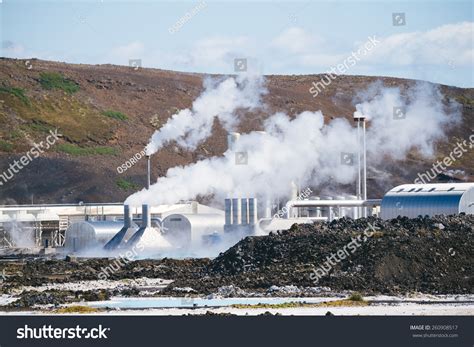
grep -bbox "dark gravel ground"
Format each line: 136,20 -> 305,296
0,214 -> 472,307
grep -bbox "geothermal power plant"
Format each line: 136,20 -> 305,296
0,122 -> 473,257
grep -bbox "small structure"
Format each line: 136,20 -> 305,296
162,213 -> 224,248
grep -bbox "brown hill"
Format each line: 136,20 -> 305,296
0,58 -> 472,204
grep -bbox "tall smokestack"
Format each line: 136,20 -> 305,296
248,198 -> 257,225
241,198 -> 248,225
232,198 -> 241,224
354,112 -> 367,217
362,120 -> 367,204
225,198 -> 232,225
146,155 -> 151,189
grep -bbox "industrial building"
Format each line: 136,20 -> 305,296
380,183 -> 474,219
0,201 -> 223,252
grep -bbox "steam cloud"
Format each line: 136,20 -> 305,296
145,74 -> 266,155
127,77 -> 461,207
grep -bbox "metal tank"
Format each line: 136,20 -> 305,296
162,213 -> 224,248
64,221 -> 124,252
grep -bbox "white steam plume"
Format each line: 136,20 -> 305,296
145,74 -> 266,155
355,81 -> 461,159
127,81 -> 461,207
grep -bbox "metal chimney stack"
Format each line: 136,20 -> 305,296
354,112 -> 367,217
124,205 -> 132,228
231,198 -> 241,224
248,198 -> 257,225
225,198 -> 232,225
241,198 -> 249,225
142,204 -> 150,228
146,155 -> 151,189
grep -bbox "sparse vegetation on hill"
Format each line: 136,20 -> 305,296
56,143 -> 118,156
0,140 -> 13,152
102,110 -> 128,121
0,86 -> 30,105
39,72 -> 80,94
116,178 -> 139,190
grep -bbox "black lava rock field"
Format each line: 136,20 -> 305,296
205,214 -> 473,294
0,215 -> 472,297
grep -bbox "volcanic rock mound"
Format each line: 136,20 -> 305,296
208,215 -> 473,294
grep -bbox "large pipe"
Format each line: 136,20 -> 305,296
231,198 -> 241,224
354,112 -> 367,217
358,118 -> 362,218
265,198 -> 272,218
103,204 -> 133,250
224,198 -> 232,225
241,198 -> 248,225
124,204 -> 131,228
146,155 -> 151,189
285,199 -> 381,218
142,204 -> 150,228
362,120 -> 367,217
248,198 -> 257,225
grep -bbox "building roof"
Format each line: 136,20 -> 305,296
384,183 -> 474,195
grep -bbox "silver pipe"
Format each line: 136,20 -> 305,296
362,120 -> 368,217
142,204 -> 150,228
224,198 -> 232,225
286,199 -> 382,218
146,155 -> 151,189
231,198 -> 241,224
357,121 -> 361,200
124,205 -> 131,228
248,198 -> 257,225
241,198 -> 248,225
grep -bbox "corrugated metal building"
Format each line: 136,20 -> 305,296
380,183 -> 474,219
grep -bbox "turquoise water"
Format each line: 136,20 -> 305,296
88,297 -> 331,309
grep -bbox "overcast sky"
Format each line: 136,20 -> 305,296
1,0 -> 473,87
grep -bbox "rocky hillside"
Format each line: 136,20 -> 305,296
0,58 -> 473,204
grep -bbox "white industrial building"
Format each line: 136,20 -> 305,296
0,201 -> 223,251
